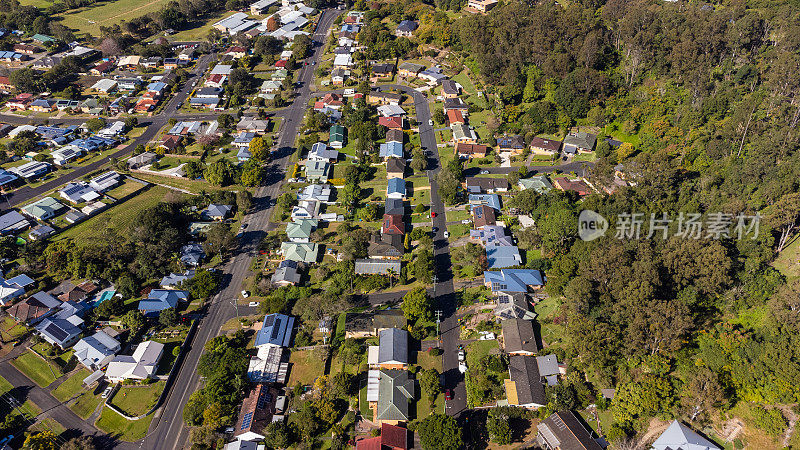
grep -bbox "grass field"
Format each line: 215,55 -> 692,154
109,381 -> 165,417
57,0 -> 174,36
57,185 -> 168,243
19,0 -> 54,8
11,350 -> 61,387
95,407 -> 153,441
773,235 -> 800,280
161,12 -> 229,41
105,179 -> 147,200
0,315 -> 28,341
287,349 -> 326,387
52,369 -> 91,402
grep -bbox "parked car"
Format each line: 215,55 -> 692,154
461,219 -> 471,225
248,301 -> 259,307
458,361 -> 467,373
443,231 -> 450,238
428,119 -> 433,126
458,350 -> 465,362
432,226 -> 439,233
480,170 -> 490,174
241,290 -> 249,298
444,389 -> 453,400
101,386 -> 113,399
431,212 -> 437,218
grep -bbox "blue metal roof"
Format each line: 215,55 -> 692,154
483,269 -> 544,292
253,313 -> 295,347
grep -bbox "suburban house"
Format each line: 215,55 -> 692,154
486,245 -> 523,269
469,193 -> 502,210
355,259 -> 402,276
180,243 -> 204,266
537,410 -> 603,450
371,369 -> 414,425
505,355 -> 546,409
496,135 -> 525,154
395,20 -> 417,37
280,242 -> 320,263
345,310 -> 406,338
368,328 -> 409,370
254,313 -> 295,348
329,124 -> 345,148
386,178 -> 406,200
202,204 -> 233,221
466,177 -> 509,194
440,80 -> 460,98
286,220 -> 315,243
0,274 -> 35,306
466,0 -> 498,13
537,354 -> 564,386
443,97 -> 469,114
36,315 -> 83,349
451,123 -> 477,145
330,67 -> 350,85
0,211 -> 29,235
472,204 -> 496,229
379,116 -> 403,130
271,260 -> 301,287
368,233 -> 403,260
530,137 -> 562,156
369,92 -> 402,105
105,340 -> 165,382
552,177 -> 592,196
0,169 -> 19,191
518,175 -> 553,193
10,161 -> 51,180
127,152 -> 157,169
59,182 -> 101,204
138,289 -> 189,317
160,270 -> 195,289
356,423 -> 409,450
233,384 -> 282,442
447,109 -> 465,125
308,142 -> 339,162
494,292 -> 536,321
6,291 -> 61,325
397,62 -> 425,78
456,143 -> 488,159
380,141 -> 404,159
384,198 -> 405,216
562,131 -> 597,155
651,420 -> 721,450
372,63 -> 395,79
305,160 -> 330,182
89,171 -> 123,192
386,158 -> 406,179
298,184 -> 332,203
386,129 -> 404,144
247,344 -> 289,384
502,319 -> 538,356
21,197 -> 65,221
470,225 -> 514,248
382,214 -> 405,236
73,330 -> 121,370
377,104 -> 406,117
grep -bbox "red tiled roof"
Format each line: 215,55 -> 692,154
382,214 -> 405,235
207,74 -> 225,84
447,109 -> 464,124
379,116 -> 403,129
355,437 -> 381,450
380,424 -> 409,449
275,59 -> 288,68
552,177 -> 591,196
456,143 -> 487,156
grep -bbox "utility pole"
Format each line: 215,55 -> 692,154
435,309 -> 442,338
432,274 -> 438,296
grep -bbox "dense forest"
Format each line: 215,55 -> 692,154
359,0 -> 800,441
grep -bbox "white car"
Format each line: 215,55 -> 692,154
101,386 -> 114,399
458,350 -> 465,362
443,231 -> 450,238
241,290 -> 249,298
461,219 -> 471,225
458,362 -> 467,373
428,119 -> 433,126
248,301 -> 259,307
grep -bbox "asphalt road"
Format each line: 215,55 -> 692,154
134,9 -> 341,450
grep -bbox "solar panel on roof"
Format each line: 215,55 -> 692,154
257,391 -> 271,409
270,317 -> 282,340
45,322 -> 68,341
264,315 -> 275,327
240,412 -> 253,430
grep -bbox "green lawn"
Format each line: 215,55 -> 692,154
105,179 -> 147,200
70,389 -> 104,419
57,0 -> 176,36
536,296 -> 564,348
56,185 -> 169,243
466,339 -> 499,370
773,235 -> 800,279
359,383 -> 373,420
109,381 -> 165,417
52,369 -> 92,402
11,350 -> 61,387
287,349 -> 326,386
0,374 -> 12,394
0,315 -> 28,341
96,407 -> 154,441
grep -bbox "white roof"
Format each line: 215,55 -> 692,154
210,64 -> 233,75
333,54 -> 353,67
652,421 -> 721,450
105,340 -> 164,380
91,79 -> 117,92
8,124 -> 36,138
368,345 -> 379,365
366,369 -> 380,402
118,55 -> 140,66
377,104 -> 406,117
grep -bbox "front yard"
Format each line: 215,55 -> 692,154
11,350 -> 62,387
109,380 -> 165,417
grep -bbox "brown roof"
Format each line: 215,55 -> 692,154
381,423 -> 409,449
386,158 -> 405,175
539,411 -> 603,450
472,204 -> 496,228
456,143 -> 488,156
502,319 -> 538,354
234,383 -> 276,438
379,116 -> 403,129
6,297 -> 54,323
368,233 -> 404,259
386,129 -> 404,143
529,137 -> 562,152
552,177 -> 591,196
465,177 -> 509,192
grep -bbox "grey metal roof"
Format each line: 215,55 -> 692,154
376,369 -> 414,421
502,319 -> 538,354
355,259 -> 401,275
508,355 -> 546,406
378,328 -> 408,364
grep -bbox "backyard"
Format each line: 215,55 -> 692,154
286,348 -> 326,387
